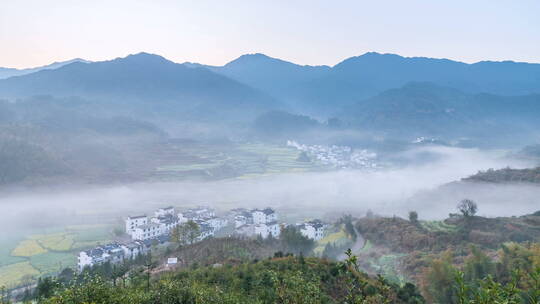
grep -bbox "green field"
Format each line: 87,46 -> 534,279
369,253 -> 408,285
0,224 -> 113,289
154,142 -> 323,180
0,262 -> 40,288
421,220 -> 458,233
314,226 -> 350,254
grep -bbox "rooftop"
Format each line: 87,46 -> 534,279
128,215 -> 147,219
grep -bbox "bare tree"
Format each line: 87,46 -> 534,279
457,199 -> 478,217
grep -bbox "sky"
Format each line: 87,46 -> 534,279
1,0 -> 539,69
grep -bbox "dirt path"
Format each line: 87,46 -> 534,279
337,227 -> 365,261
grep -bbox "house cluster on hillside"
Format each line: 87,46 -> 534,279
231,207 -> 281,239
77,205 -> 328,272
287,140 -> 377,169
77,206 -> 229,272
125,206 -> 228,242
77,241 -> 152,272
183,206 -> 228,240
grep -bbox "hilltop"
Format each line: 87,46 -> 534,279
462,167 -> 540,184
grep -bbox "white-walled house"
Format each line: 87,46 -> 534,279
132,223 -> 163,241
197,223 -> 215,241
206,216 -> 228,231
177,212 -> 187,223
254,224 -> 270,238
151,213 -> 179,233
154,206 -> 175,218
78,241 -> 148,272
252,208 -> 277,224
267,221 -> 281,238
125,215 -> 148,236
185,206 -> 215,221
234,215 -> 248,228
298,220 -> 326,240
253,222 -> 281,239
235,224 -> 254,237
121,241 -> 147,259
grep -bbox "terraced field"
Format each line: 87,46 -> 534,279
0,262 -> 40,288
421,220 -> 458,233
154,142 -> 322,180
0,224 -> 113,289
11,240 -> 48,257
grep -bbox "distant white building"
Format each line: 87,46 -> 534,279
252,208 -> 277,224
253,222 -> 281,239
154,206 -> 175,218
254,224 -> 270,238
205,216 -> 228,231
198,223 -> 215,241
125,215 -> 148,236
268,221 -> 281,238
235,224 -> 254,237
177,212 -> 188,223
186,206 -> 215,220
298,220 -> 326,240
121,241 -> 146,260
234,215 -> 249,228
77,242 -> 148,272
132,223 -> 163,241
235,207 -> 280,239
151,213 -> 179,234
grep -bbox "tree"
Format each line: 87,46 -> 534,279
279,226 -> 315,256
185,220 -> 201,244
408,211 -> 419,224
340,215 -> 357,241
457,199 -> 477,218
421,251 -> 457,304
172,220 -> 200,245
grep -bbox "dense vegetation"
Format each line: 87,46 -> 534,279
463,167 -> 540,184
4,254 -> 425,304
354,203 -> 540,303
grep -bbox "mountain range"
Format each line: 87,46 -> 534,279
0,53 -> 276,122
184,52 -> 540,115
1,51 -> 540,144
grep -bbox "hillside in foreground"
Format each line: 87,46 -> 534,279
26,255 -> 425,304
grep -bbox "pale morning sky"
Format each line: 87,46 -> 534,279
1,0 -> 539,69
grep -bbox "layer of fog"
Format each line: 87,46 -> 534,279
1,146 -> 538,236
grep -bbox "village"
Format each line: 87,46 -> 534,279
286,140 -> 378,169
77,205 -> 327,271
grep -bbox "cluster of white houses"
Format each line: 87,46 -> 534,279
125,206 -> 227,242
77,241 -> 151,272
77,205 -> 327,271
231,208 -> 281,239
78,206 -> 227,272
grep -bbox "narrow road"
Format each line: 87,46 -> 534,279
337,227 -> 365,261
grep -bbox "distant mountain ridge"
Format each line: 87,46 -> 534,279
0,52 -> 277,122
182,52 -> 540,115
2,51 -> 540,143
0,58 -> 90,79
338,82 -> 540,144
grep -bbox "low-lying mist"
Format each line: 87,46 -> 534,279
1,145 -> 538,235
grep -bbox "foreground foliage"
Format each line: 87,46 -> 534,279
22,254 -> 424,304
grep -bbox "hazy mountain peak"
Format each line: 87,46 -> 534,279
117,52 -> 172,65
225,53 -> 286,67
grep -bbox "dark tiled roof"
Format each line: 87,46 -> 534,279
128,215 -> 147,219
262,208 -> 275,215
